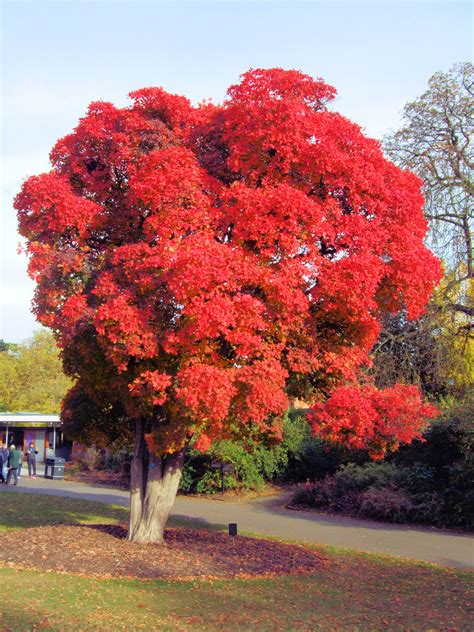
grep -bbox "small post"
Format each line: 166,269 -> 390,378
228,523 -> 237,537
221,463 -> 225,494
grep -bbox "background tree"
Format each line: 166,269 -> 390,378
384,62 -> 473,324
0,330 -> 72,412
16,69 -> 440,543
0,351 -> 19,412
372,277 -> 473,399
374,63 -> 473,399
0,340 -> 15,353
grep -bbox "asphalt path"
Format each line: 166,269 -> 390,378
2,474 -> 473,569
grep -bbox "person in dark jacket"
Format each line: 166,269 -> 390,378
0,443 -> 7,483
0,444 -> 5,483
16,446 -> 23,479
25,442 -> 39,478
1,443 -> 7,483
6,444 -> 22,485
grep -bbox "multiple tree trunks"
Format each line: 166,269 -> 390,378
128,420 -> 185,543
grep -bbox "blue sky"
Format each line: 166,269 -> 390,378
1,0 -> 472,342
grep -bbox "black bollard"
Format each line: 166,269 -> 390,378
228,523 -> 237,536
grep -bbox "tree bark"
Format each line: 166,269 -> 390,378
128,419 -> 185,543
128,418 -> 146,539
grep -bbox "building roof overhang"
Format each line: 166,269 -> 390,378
0,413 -> 61,425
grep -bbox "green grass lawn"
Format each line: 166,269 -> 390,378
1,490 -> 472,631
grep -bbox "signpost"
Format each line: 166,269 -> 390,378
210,460 -> 235,494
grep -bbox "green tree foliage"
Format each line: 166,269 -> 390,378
0,330 -> 72,413
0,352 -> 19,411
0,340 -> 14,353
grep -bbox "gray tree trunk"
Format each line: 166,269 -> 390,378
128,419 -> 185,543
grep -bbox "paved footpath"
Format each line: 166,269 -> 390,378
2,474 -> 473,569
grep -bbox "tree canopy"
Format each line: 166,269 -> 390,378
15,68 -> 440,540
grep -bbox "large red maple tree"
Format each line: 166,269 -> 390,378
16,69 -> 441,542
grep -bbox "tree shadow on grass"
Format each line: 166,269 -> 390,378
82,523 -> 128,539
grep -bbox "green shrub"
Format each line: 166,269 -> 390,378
195,469 -> 239,494
392,396 -> 473,484
212,441 -> 266,491
293,474 -> 361,514
337,462 -> 398,491
279,410 -> 344,482
359,486 -> 413,523
72,446 -> 102,471
291,394 -> 473,528
293,462 -> 399,516
441,454 -> 474,527
393,464 -> 436,494
180,443 -> 262,494
291,482 -> 317,506
98,449 -> 132,475
409,492 -> 444,524
285,436 -> 343,482
179,410 -> 327,494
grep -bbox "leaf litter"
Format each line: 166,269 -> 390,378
0,524 -> 329,580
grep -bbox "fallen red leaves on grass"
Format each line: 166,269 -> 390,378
0,524 -> 329,580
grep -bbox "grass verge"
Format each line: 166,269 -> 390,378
1,490 -> 472,631
0,490 -> 128,530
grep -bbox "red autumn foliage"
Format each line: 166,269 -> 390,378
308,384 -> 439,458
15,68 -> 441,457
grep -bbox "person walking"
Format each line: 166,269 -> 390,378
0,445 -> 5,483
25,442 -> 39,479
16,445 -> 23,479
6,444 -> 22,485
0,443 -> 8,483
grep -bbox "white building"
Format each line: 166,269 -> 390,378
0,413 -> 70,462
